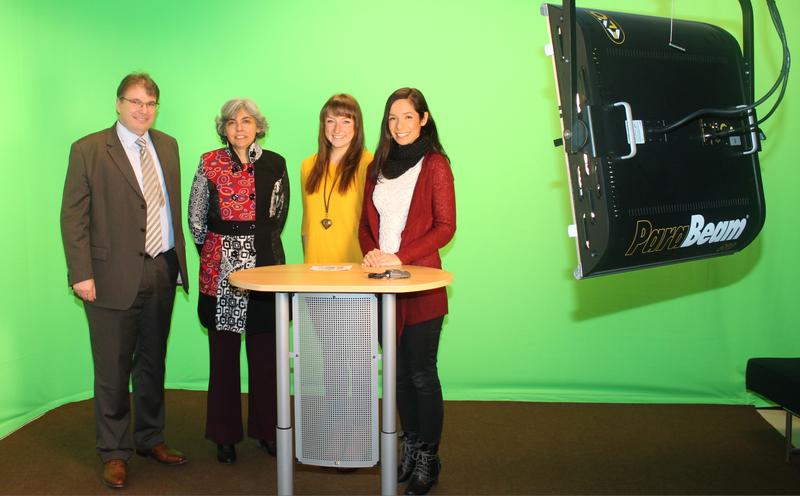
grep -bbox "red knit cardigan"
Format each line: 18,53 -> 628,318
358,152 -> 456,334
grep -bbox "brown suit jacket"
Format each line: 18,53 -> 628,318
61,124 -> 189,309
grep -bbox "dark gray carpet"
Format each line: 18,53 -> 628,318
0,390 -> 798,494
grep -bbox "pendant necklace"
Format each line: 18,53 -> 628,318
321,167 -> 338,229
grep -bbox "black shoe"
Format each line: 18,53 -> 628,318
398,432 -> 420,483
404,446 -> 441,495
256,439 -> 276,457
216,444 -> 236,464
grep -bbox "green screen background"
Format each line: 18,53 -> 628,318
1,0 -> 798,438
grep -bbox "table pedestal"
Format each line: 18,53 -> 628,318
274,292 -> 397,496
229,264 -> 451,496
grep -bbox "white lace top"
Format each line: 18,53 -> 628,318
373,159 -> 423,254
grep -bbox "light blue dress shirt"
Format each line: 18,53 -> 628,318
115,121 -> 175,253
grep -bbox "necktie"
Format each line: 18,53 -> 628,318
137,136 -> 165,257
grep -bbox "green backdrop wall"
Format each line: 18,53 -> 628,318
1,0 -> 798,439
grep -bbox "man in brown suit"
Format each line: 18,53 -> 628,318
60,73 -> 189,489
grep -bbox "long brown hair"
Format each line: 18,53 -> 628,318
305,94 -> 365,194
370,87 -> 447,180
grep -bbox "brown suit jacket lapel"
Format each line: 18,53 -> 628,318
104,125 -> 145,201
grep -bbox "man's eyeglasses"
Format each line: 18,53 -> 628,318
119,97 -> 159,110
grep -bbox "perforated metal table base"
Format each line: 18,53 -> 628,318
292,293 -> 380,469
274,292 -> 398,496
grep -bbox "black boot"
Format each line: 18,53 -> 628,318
256,439 -> 276,457
404,444 -> 441,495
398,431 -> 420,483
216,444 -> 236,464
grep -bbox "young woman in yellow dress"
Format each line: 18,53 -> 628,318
301,94 -> 373,263
300,94 -> 373,471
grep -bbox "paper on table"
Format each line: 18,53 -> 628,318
309,265 -> 353,271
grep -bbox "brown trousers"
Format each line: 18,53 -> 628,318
84,250 -> 178,462
205,329 -> 277,444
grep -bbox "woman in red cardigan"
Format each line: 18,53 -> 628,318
359,87 -> 455,496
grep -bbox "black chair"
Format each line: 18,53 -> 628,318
746,358 -> 800,461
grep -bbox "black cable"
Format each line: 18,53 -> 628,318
704,72 -> 787,140
659,0 -> 788,133
704,0 -> 790,139
650,0 -> 789,135
706,52 -> 789,139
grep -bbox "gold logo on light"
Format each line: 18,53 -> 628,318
589,11 -> 625,45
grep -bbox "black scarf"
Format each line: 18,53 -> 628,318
383,137 -> 430,179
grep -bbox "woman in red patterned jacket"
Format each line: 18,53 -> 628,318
188,98 -> 288,465
359,88 -> 455,495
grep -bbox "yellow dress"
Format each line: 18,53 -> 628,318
301,150 -> 373,264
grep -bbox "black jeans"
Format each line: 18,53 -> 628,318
396,316 -> 445,445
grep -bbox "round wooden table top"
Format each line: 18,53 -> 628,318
229,264 -> 452,294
